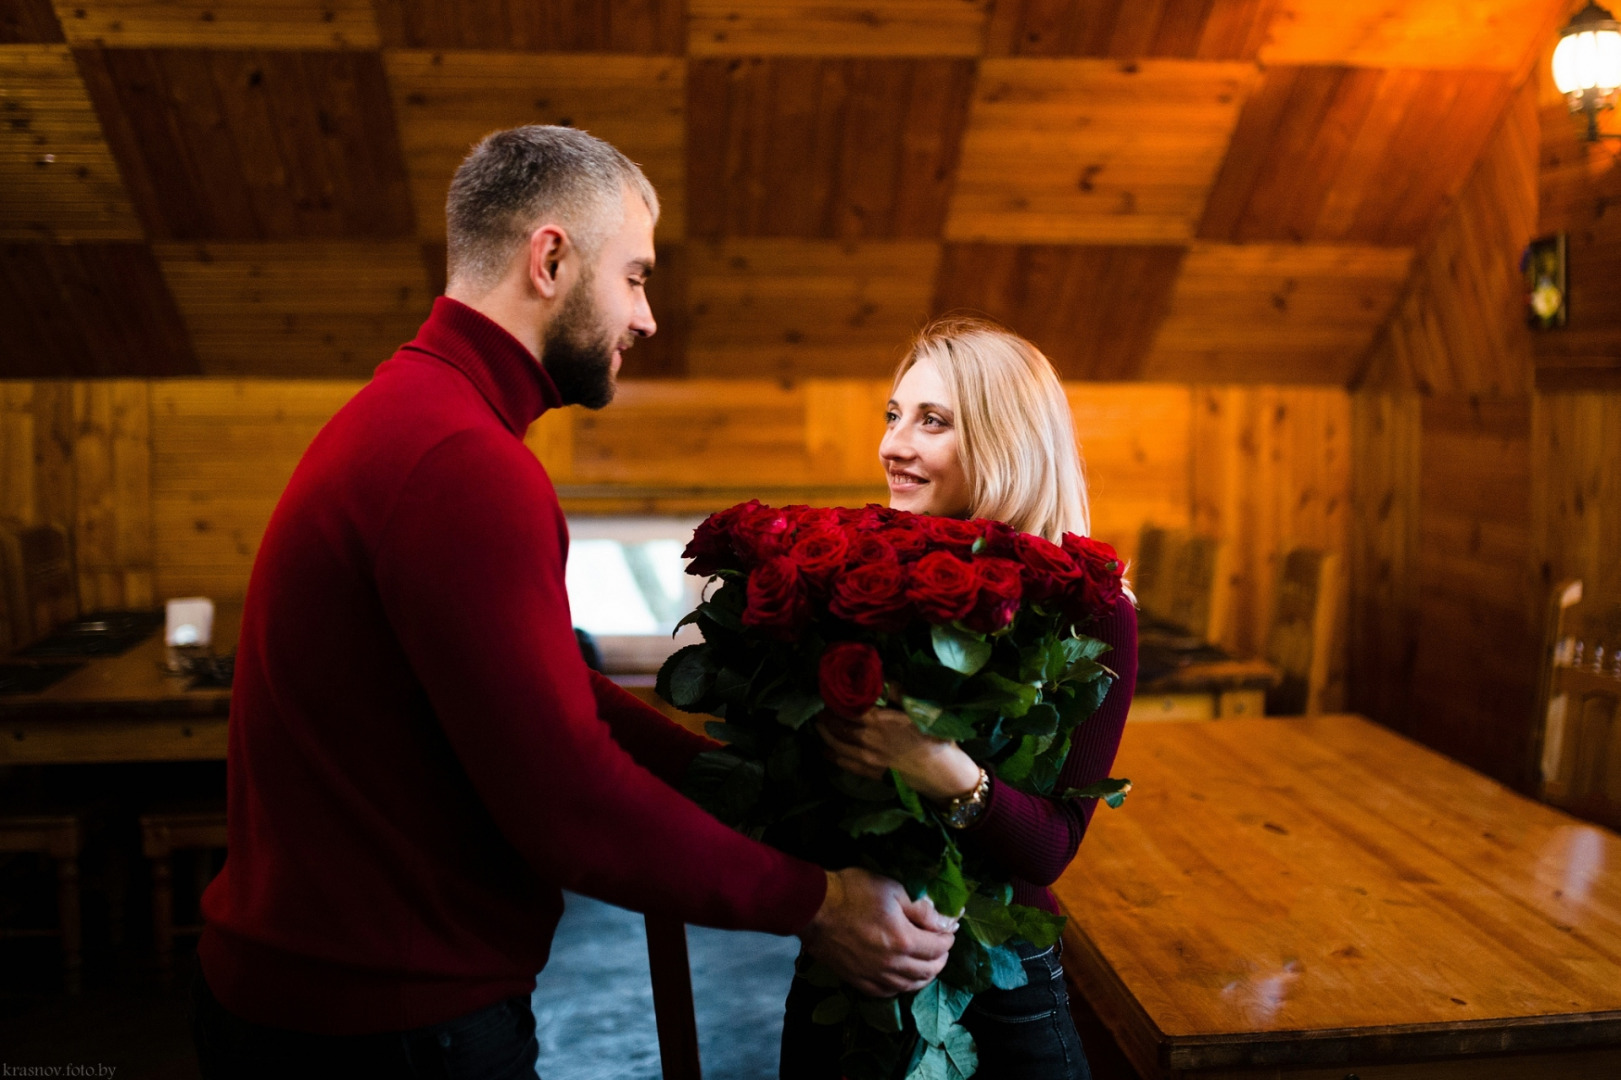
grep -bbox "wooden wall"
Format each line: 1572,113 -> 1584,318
0,376 -> 1349,707
1349,41 -> 1621,789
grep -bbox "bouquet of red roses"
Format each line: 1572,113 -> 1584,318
658,502 -> 1129,1080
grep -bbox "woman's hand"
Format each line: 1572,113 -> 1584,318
817,706 -> 982,804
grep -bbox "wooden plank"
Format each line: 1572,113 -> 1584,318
0,716 -> 228,763
1066,385 -> 1192,562
686,57 -> 974,239
932,243 -> 1186,380
76,47 -> 413,240
1534,393 -> 1621,608
0,43 -> 142,240
1348,391 -> 1421,734
984,0 -> 1281,60
70,380 -> 153,609
1,0 -> 65,42
688,0 -> 992,56
1260,0 -> 1570,72
945,59 -> 1257,243
685,239 -> 940,378
54,1 -> 380,48
154,242 -> 433,376
385,50 -> 685,243
374,0 -> 683,53
1141,243 -> 1412,383
1054,716 -> 1621,1075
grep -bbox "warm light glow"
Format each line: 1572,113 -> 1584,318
1553,27 -> 1621,94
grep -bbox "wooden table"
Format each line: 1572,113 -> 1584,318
0,608 -> 238,764
1128,656 -> 1280,722
1053,714 -> 1621,1079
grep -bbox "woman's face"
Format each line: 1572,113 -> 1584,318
880,356 -> 972,519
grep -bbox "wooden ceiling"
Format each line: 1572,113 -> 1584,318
0,0 -> 1577,380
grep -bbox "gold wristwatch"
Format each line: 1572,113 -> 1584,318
941,766 -> 990,829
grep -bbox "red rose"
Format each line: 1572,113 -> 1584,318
849,504 -> 898,531
1014,532 -> 1084,605
829,560 -> 912,632
1062,533 -> 1125,610
787,506 -> 843,535
851,533 -> 897,564
978,520 -> 1022,559
789,526 -> 851,591
961,556 -> 1024,634
883,524 -> 930,561
732,504 -> 794,564
683,500 -> 757,576
906,550 -> 981,623
742,555 -> 810,639
818,642 -> 886,720
916,516 -> 986,554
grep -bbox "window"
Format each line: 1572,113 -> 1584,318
564,517 -> 706,673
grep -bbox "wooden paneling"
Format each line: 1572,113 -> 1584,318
1140,243 -> 1412,383
1357,80 -> 1539,395
1,0 -> 63,42
1065,385 -> 1192,561
1199,66 -> 1516,247
1534,393 -> 1621,608
688,0 -> 992,57
1535,101 -> 1621,390
375,0 -> 683,54
686,58 -> 974,239
54,1 -> 380,49
148,380 -> 359,600
1348,390 -> 1420,733
0,44 -> 141,240
76,48 -> 414,241
385,51 -> 684,242
1260,0 -> 1571,72
1187,386 -> 1351,710
932,243 -> 1185,380
0,242 -> 198,377
629,240 -> 686,379
1414,393 -> 1536,787
945,59 -> 1257,243
684,239 -> 939,378
984,0 -> 1281,60
155,242 -> 434,377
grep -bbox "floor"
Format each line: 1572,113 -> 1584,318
0,889 -> 1137,1079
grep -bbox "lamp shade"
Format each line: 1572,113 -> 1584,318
1553,2 -> 1621,95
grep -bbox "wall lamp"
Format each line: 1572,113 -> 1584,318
1554,2 -> 1621,141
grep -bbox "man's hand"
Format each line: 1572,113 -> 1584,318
799,868 -> 957,997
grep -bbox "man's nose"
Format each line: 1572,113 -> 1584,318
631,294 -> 656,339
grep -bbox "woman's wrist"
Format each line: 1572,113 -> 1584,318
905,743 -> 983,803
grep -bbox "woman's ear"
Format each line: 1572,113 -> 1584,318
527,225 -> 569,299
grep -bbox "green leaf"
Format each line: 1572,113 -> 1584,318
698,596 -> 744,632
1004,701 -> 1059,738
910,980 -> 976,1045
857,995 -> 904,1034
908,1044 -> 954,1080
664,645 -> 716,708
680,750 -> 763,826
927,846 -> 969,918
802,960 -> 842,989
986,943 -> 1028,991
902,696 -> 978,741
996,736 -> 1038,784
811,991 -> 850,1025
943,1022 -> 978,1078
931,624 -> 992,677
970,672 -> 1039,718
712,665 -> 752,703
1071,633 -> 1110,662
1061,778 -> 1133,809
1010,904 -> 1066,950
776,689 -> 825,730
672,608 -> 702,636
961,892 -> 1019,947
845,808 -> 918,837
703,721 -> 753,746
892,771 -> 926,820
831,770 -> 896,802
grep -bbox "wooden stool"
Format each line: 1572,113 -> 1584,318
645,913 -> 702,1080
0,811 -> 85,992
139,808 -> 227,977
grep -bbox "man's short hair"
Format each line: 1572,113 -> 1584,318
445,125 -> 659,292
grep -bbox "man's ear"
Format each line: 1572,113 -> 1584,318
528,225 -> 570,299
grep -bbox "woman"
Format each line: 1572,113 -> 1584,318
780,318 -> 1138,1080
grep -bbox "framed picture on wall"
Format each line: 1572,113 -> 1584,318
1523,233 -> 1567,329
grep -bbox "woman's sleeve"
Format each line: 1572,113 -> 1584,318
957,594 -> 1138,886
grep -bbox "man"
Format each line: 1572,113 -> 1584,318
192,126 -> 955,1077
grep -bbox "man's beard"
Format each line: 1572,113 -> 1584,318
543,279 -> 619,410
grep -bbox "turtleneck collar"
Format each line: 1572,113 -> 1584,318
400,296 -> 563,435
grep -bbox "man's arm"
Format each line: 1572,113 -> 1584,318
589,671 -> 712,786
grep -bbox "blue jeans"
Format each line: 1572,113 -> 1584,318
191,971 -> 540,1080
780,942 -> 1091,1080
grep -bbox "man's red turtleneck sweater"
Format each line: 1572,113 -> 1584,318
198,298 -> 828,1034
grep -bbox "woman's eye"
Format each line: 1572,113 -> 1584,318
883,410 -> 898,424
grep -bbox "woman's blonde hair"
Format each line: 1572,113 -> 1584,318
894,318 -> 1090,543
